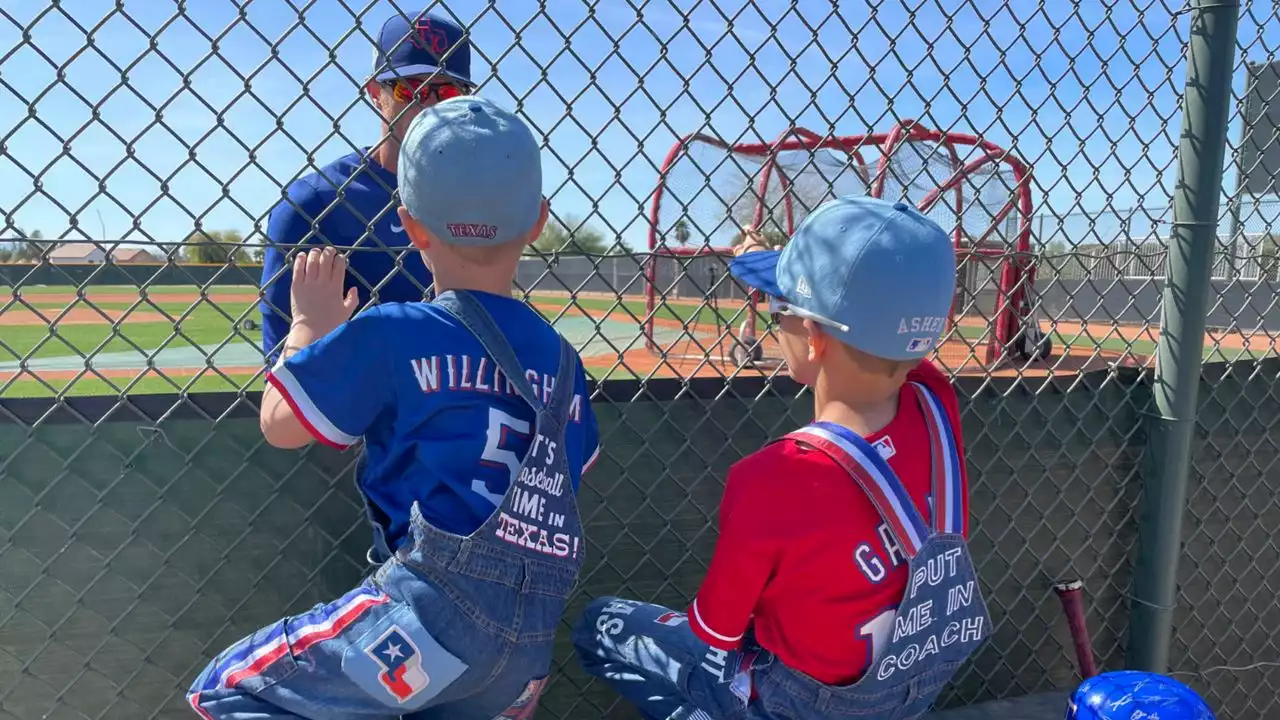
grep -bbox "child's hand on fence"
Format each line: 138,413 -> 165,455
289,246 -> 358,340
734,225 -> 781,256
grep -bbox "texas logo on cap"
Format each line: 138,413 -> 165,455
412,16 -> 451,56
374,11 -> 472,87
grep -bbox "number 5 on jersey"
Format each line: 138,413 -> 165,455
474,407 -> 532,507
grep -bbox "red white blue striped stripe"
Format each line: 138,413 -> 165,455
787,383 -> 962,558
909,382 -> 964,535
790,423 -> 930,557
266,362 -> 360,450
187,585 -> 389,713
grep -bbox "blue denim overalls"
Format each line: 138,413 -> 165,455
574,382 -> 989,720
189,289 -> 585,719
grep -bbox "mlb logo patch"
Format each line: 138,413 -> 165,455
873,435 -> 897,460
655,611 -> 688,627
365,626 -> 430,702
906,337 -> 934,353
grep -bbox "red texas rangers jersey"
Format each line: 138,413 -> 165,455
686,360 -> 969,686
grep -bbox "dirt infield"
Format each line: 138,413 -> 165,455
8,291 -> 261,305
605,316 -> 1275,379
1,291 -> 260,326
3,306 -> 177,326
1048,320 -> 1274,351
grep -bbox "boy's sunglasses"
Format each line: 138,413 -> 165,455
766,296 -> 850,333
385,77 -> 472,104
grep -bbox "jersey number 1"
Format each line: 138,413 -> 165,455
473,407 -> 530,507
858,609 -> 896,664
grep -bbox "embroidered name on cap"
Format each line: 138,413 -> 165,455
447,223 -> 498,240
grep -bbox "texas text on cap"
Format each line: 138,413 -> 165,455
398,96 -> 543,247
373,10 -> 472,86
728,196 -> 958,361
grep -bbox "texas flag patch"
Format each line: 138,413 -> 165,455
654,611 -> 688,627
366,626 -> 431,702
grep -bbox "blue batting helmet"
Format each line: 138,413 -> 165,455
1066,671 -> 1214,719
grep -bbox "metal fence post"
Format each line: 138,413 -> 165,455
1127,0 -> 1241,673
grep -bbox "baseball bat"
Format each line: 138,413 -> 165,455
1053,579 -> 1099,680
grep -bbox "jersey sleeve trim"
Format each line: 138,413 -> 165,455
265,364 -> 359,450
688,597 -> 744,649
583,444 -> 601,473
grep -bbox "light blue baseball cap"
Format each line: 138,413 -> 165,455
729,196 -> 957,361
398,96 -> 542,247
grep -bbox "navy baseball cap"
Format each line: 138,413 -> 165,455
399,97 -> 543,247
729,196 -> 957,361
373,11 -> 472,87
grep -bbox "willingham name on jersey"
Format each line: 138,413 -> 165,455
409,353 -> 585,423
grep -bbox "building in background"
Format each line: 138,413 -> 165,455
111,247 -> 160,263
43,242 -> 160,265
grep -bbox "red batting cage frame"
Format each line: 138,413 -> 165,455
642,121 -> 1039,372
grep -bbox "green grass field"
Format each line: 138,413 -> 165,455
0,285 -> 1272,399
4,306 -> 255,359
0,287 -> 772,398
1,293 -> 750,359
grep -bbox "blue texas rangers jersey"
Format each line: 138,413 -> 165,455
266,291 -> 601,552
259,150 -> 434,365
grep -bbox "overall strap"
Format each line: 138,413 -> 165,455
786,422 -> 932,560
543,331 -> 580,431
907,381 -> 965,536
433,290 -> 542,412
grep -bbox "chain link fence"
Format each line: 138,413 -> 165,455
1041,201 -> 1280,281
0,1 -> 1278,718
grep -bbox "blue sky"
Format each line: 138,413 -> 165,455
2,0 -> 1278,253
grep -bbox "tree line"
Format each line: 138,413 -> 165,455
0,230 -> 48,262
1,228 -> 261,264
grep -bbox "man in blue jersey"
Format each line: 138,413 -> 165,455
189,97 -> 601,718
259,8 -> 477,365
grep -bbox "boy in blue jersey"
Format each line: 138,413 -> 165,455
188,96 -> 600,719
259,10 -> 477,365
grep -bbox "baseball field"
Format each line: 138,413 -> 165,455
0,283 -> 1275,398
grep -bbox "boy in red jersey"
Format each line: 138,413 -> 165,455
573,196 -> 991,720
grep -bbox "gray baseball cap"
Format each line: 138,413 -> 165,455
398,96 -> 543,246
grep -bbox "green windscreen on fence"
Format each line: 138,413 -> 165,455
3,366 -> 1276,719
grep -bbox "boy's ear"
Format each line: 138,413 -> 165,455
367,80 -> 388,110
806,319 -> 826,363
398,207 -> 431,251
526,198 -> 550,247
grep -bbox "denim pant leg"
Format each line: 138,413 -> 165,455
572,597 -> 751,720
188,582 -> 469,720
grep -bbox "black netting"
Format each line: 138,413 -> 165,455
650,131 -> 1032,370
